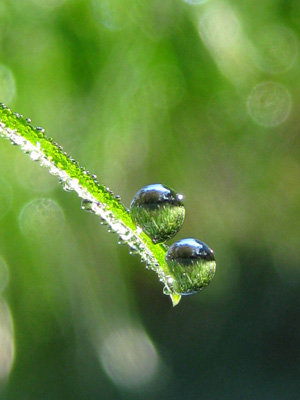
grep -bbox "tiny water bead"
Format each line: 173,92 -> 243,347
130,184 -> 185,244
165,238 -> 216,295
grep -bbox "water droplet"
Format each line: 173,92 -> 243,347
130,184 -> 185,244
165,238 -> 216,295
81,199 -> 94,212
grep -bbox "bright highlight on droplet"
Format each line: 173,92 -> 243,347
0,178 -> 13,220
0,65 -> 16,104
0,300 -> 14,382
19,198 -> 65,240
0,257 -> 9,293
254,25 -> 298,74
247,81 -> 292,127
99,326 -> 160,390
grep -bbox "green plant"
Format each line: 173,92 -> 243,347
0,103 -> 216,306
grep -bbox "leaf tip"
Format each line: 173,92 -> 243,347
170,293 -> 181,307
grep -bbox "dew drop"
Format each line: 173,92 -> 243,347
130,184 -> 185,244
81,199 -> 94,213
165,238 -> 216,295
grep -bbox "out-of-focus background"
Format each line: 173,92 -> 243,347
0,0 -> 300,398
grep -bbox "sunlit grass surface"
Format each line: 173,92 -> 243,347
0,0 -> 300,398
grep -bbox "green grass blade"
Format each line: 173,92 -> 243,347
0,104 -> 181,306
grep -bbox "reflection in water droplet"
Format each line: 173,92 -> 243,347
247,81 -> 292,127
0,178 -> 13,220
0,65 -> 15,104
254,25 -> 298,74
19,198 -> 65,241
0,300 -> 14,382
165,238 -> 216,295
81,199 -> 95,212
99,326 -> 160,390
130,184 -> 185,244
0,257 -> 9,292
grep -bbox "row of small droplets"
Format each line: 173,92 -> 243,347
0,104 -> 163,276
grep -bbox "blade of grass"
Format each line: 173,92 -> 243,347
0,104 -> 181,306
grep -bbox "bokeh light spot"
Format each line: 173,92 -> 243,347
199,3 -> 240,52
254,25 -> 298,74
19,198 -> 65,241
0,65 -> 16,104
99,326 -> 160,390
247,81 -> 292,127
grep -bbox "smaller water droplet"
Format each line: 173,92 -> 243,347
36,126 -> 45,133
26,118 -> 32,124
81,199 -> 94,212
165,238 -> 216,296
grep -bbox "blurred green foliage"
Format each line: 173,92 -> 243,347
0,0 -> 300,398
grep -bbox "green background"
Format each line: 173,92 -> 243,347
0,0 -> 300,398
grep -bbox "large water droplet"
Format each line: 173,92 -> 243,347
130,184 -> 185,244
165,238 -> 216,295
